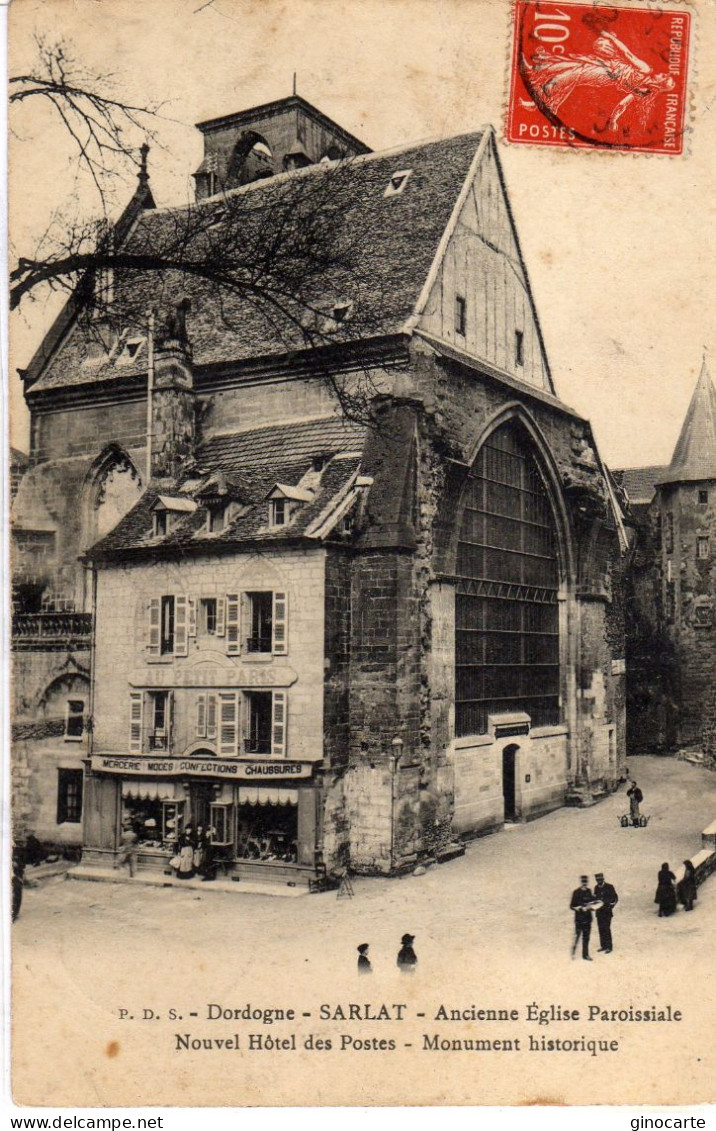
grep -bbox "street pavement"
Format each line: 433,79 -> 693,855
11,756 -> 716,1107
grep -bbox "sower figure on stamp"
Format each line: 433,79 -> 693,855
594,872 -> 618,953
570,876 -> 596,961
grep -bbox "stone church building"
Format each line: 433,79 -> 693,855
11,95 -> 628,879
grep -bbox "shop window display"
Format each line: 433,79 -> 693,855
236,802 -> 298,862
121,797 -> 185,848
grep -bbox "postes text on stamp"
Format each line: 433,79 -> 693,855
506,2 -> 691,154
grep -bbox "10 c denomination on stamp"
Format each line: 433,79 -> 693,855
506,1 -> 691,154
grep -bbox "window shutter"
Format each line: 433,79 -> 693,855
147,599 -> 160,657
271,691 -> 287,757
188,598 -> 197,638
166,690 -> 174,751
129,692 -> 144,753
174,595 -> 188,656
196,693 -> 207,739
216,596 -> 226,637
272,591 -> 288,654
226,593 -> 240,654
218,692 -> 239,756
207,693 -> 218,741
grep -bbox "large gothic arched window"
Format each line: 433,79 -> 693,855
455,421 -> 561,737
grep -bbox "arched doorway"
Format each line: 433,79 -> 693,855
455,419 -> 562,738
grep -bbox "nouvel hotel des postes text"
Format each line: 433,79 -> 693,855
11,95 -> 631,886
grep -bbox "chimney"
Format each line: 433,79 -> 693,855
150,299 -> 196,479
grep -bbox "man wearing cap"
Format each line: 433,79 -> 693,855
570,876 -> 595,960
594,872 -> 618,953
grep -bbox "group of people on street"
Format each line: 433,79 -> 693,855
356,933 -> 418,974
571,857 -> 699,957
171,824 -> 217,881
654,860 -> 697,916
570,873 -> 618,960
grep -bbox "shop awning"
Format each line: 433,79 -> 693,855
122,780 -> 177,802
238,787 -> 298,807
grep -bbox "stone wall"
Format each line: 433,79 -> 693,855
627,481 -> 716,751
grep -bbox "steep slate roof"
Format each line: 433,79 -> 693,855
199,416 -> 365,470
657,361 -> 716,485
612,466 -> 667,504
86,415 -> 370,561
29,132 -> 483,393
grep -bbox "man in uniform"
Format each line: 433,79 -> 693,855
594,872 -> 619,953
570,875 -> 595,960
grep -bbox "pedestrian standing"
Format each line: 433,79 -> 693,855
676,860 -> 697,912
114,822 -> 139,878
570,876 -> 595,960
594,872 -> 618,953
357,943 -> 372,974
654,862 -> 677,916
174,825 -> 196,879
397,933 -> 417,972
12,841 -> 26,922
627,779 -> 643,824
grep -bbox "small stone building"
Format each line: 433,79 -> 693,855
616,361 -> 716,754
12,95 -> 628,874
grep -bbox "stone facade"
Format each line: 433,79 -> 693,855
13,97 -> 629,873
617,365 -> 716,753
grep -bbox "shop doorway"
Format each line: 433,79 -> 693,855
502,745 -> 519,821
189,782 -> 215,831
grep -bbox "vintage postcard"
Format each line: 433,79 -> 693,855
6,0 -> 715,1111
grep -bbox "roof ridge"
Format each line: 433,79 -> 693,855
139,130 -> 488,217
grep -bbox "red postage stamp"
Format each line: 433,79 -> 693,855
506,2 -> 691,154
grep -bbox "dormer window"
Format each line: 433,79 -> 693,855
115,336 -> 146,366
384,169 -> 412,198
151,495 -> 197,539
270,498 -> 288,528
207,504 -> 226,534
266,483 -> 314,529
331,301 -> 353,323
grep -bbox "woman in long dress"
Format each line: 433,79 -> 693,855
677,860 -> 697,912
654,863 -> 677,917
175,825 -> 196,879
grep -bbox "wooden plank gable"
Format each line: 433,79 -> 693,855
415,131 -> 553,394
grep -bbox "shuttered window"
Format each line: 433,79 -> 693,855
272,691 -> 287,756
129,692 -> 144,752
197,693 -> 206,738
272,592 -> 288,654
196,692 -> 219,741
226,594 -> 240,654
147,599 -> 161,657
218,692 -> 240,756
174,595 -> 189,656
